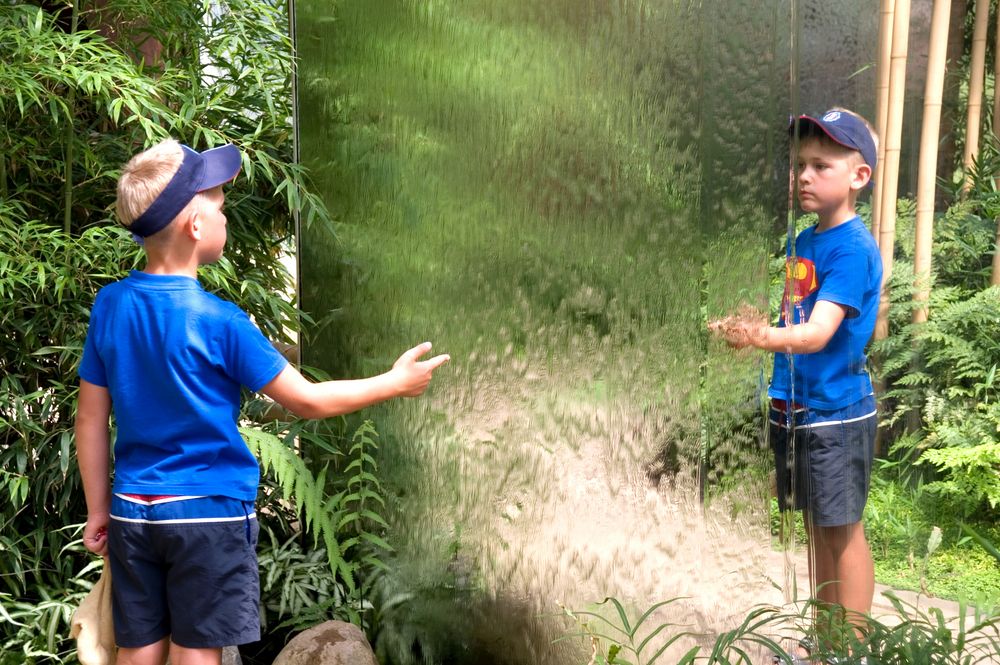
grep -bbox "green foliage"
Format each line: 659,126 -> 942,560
841,593 -> 1000,665
961,523 -> 1000,566
244,420 -> 391,625
874,178 -> 1000,520
865,471 -> 1000,607
864,474 -> 930,564
0,526 -> 96,663
558,597 -> 696,665
562,595 -> 1000,665
876,284 -> 1000,518
921,442 -> 1000,512
558,597 -> 799,665
257,526 -> 350,633
0,0 -> 347,660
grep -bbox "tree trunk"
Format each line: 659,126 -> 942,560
875,0 -> 911,341
913,0 -> 951,324
962,0 -> 989,193
871,0 -> 895,244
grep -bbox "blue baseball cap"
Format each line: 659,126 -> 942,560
790,110 -> 877,174
129,143 -> 242,238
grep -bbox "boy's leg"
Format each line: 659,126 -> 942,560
168,644 -> 223,665
814,521 -> 874,621
803,511 -> 835,604
116,638 -> 169,665
115,640 -> 222,665
800,396 -> 877,649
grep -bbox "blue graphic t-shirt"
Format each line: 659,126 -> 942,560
768,216 -> 883,410
78,271 -> 288,501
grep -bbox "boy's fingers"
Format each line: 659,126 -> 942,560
421,354 -> 451,371
402,341 -> 434,362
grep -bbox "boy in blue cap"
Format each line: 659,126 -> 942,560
75,139 -> 450,665
711,108 -> 882,658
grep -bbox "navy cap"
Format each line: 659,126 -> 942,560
791,110 -> 877,174
129,143 -> 242,238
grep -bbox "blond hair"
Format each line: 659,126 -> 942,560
115,140 -> 184,228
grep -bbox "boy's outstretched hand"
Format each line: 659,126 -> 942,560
708,305 -> 769,350
390,342 -> 451,396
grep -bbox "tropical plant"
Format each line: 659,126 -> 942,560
560,594 -> 1000,665
0,0 -> 365,660
242,419 -> 391,620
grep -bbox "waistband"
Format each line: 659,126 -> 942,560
110,494 -> 255,525
769,393 -> 876,430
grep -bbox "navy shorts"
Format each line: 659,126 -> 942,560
107,495 -> 260,648
770,394 -> 876,527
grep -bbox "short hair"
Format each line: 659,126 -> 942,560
115,140 -> 184,228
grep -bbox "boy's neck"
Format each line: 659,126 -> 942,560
141,252 -> 200,279
815,205 -> 858,233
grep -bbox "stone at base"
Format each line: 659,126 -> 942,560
272,621 -> 377,665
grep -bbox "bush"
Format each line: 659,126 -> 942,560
0,2 -> 382,661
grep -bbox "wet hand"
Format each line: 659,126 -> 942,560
708,306 -> 769,350
83,514 -> 109,556
391,342 -> 451,397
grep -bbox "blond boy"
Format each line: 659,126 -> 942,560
76,140 -> 449,665
711,109 -> 882,659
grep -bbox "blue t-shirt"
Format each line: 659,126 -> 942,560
78,270 -> 288,501
768,216 -> 883,410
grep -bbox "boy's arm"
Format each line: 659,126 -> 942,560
710,300 -> 847,354
260,342 -> 450,419
754,300 -> 846,354
75,380 -> 112,556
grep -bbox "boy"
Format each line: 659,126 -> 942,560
710,109 -> 882,656
75,139 -> 450,665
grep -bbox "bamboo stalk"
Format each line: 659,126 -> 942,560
962,0 -> 989,193
994,1 -> 1000,139
874,0 -> 911,341
913,0 -> 951,324
992,224 -> 1000,285
992,3 -> 1000,286
871,0 -> 895,243
62,0 -> 80,235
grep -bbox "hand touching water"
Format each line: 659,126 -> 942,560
390,342 -> 451,396
708,305 -> 769,350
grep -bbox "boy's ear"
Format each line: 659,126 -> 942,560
181,208 -> 202,241
852,163 -> 872,191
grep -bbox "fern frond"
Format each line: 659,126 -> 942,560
242,426 -> 354,591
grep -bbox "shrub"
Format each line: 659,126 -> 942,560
0,1 -> 371,660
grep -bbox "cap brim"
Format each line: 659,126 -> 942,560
197,144 -> 242,191
789,115 -> 841,144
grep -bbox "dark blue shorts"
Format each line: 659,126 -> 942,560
769,394 -> 876,528
107,495 -> 260,648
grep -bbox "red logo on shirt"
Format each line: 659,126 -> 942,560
783,257 -> 818,305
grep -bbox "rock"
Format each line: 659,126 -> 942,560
272,621 -> 377,665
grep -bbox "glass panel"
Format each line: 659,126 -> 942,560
293,1 -> 930,661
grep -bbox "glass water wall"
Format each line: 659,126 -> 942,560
295,1 -> 882,662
